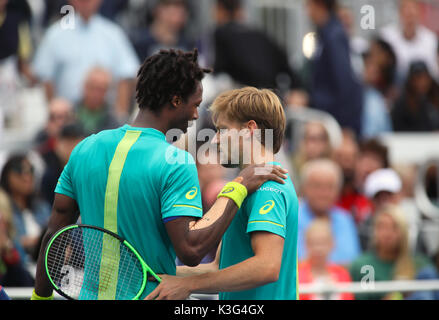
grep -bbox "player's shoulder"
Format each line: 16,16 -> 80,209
244,181 -> 289,213
70,127 -> 124,156
255,177 -> 296,198
255,180 -> 288,196
162,143 -> 196,168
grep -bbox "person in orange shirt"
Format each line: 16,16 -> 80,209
299,218 -> 354,300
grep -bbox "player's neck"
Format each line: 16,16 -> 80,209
240,147 -> 275,170
130,109 -> 170,135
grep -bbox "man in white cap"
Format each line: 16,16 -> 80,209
359,168 -> 422,252
364,168 -> 402,210
359,168 -> 403,251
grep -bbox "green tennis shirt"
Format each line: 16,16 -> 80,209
219,162 -> 299,300
55,125 -> 203,298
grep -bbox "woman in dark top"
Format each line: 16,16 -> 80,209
391,61 -> 439,132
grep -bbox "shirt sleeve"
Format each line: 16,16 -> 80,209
160,147 -> 203,220
54,138 -> 88,200
246,182 -> 288,238
54,160 -> 75,200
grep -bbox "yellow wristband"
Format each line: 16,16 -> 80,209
31,290 -> 54,300
217,181 -> 248,208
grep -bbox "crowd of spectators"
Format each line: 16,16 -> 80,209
0,0 -> 439,300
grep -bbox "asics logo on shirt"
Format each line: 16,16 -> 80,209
259,200 -> 275,215
185,187 -> 198,200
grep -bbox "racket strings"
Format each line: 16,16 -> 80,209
46,227 -> 145,300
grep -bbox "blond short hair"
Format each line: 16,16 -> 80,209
209,87 -> 286,153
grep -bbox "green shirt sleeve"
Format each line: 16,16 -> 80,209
160,147 -> 203,220
245,182 -> 287,238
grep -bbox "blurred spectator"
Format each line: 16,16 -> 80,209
337,5 -> 369,79
391,60 -> 439,132
333,130 -> 360,210
42,0 -> 129,28
298,219 -> 354,300
131,0 -> 194,62
212,0 -> 304,100
32,0 -> 139,119
33,97 -> 74,155
336,136 -> 389,225
364,169 -> 403,210
305,0 -> 363,137
291,121 -> 332,191
380,0 -> 439,85
358,168 -> 403,252
364,38 -> 398,106
360,42 -> 393,140
350,204 -> 437,300
360,168 -> 425,254
40,122 -> 84,205
298,158 -> 361,265
0,0 -> 35,84
0,187 -> 27,261
98,0 -> 128,22
0,154 -> 51,261
75,67 -> 120,136
344,139 -> 389,222
0,190 -> 34,287
0,0 -> 34,129
355,139 -> 389,188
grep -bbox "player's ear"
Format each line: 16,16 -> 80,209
171,95 -> 182,109
246,120 -> 258,136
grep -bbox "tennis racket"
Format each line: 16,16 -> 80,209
44,224 -> 161,300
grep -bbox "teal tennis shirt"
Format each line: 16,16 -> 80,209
219,162 -> 299,300
55,125 -> 203,298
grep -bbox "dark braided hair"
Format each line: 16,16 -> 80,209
135,48 -> 211,113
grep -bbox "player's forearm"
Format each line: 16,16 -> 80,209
188,256 -> 279,294
181,198 -> 238,266
34,228 -> 56,297
34,195 -> 80,298
176,261 -> 219,277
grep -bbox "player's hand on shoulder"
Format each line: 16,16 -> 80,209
237,164 -> 288,194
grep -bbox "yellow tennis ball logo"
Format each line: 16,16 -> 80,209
185,187 -> 198,200
259,200 -> 275,215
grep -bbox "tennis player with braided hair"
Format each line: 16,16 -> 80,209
146,87 -> 299,300
32,49 -> 288,300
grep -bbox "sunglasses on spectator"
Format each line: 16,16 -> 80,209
11,164 -> 34,176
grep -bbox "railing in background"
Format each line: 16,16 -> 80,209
5,279 -> 439,300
